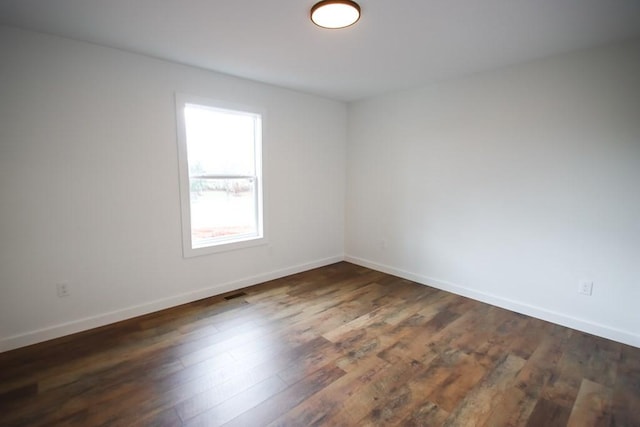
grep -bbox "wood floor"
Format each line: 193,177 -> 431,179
1,262 -> 638,427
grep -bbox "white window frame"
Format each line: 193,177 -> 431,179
175,93 -> 266,257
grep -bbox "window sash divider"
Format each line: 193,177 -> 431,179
190,175 -> 256,180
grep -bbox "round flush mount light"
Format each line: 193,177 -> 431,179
311,0 -> 361,29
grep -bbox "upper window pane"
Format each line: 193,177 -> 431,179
184,104 -> 257,177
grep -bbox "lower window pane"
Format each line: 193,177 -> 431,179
189,178 -> 257,248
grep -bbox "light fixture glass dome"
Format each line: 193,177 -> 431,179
311,0 -> 361,29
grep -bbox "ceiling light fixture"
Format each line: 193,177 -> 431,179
311,0 -> 361,29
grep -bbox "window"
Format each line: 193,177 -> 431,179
175,94 -> 264,257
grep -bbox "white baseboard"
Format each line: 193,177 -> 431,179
345,255 -> 640,349
6,254 -> 637,352
0,255 -> 344,353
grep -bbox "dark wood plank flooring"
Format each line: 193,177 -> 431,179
1,262 -> 638,426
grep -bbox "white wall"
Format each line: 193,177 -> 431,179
346,39 -> 640,347
0,26 -> 346,351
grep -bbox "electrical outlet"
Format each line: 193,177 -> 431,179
578,280 -> 593,296
56,283 -> 70,298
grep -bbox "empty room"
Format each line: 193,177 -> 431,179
1,1 -> 639,426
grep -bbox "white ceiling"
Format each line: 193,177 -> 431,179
1,0 -> 640,101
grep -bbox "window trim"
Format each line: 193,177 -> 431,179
175,93 -> 266,258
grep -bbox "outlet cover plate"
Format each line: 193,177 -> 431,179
56,283 -> 70,297
578,280 -> 593,296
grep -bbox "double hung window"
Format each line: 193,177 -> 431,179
175,94 -> 264,257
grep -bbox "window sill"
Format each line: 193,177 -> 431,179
182,235 -> 268,258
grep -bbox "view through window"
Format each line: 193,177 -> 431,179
176,95 -> 264,256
